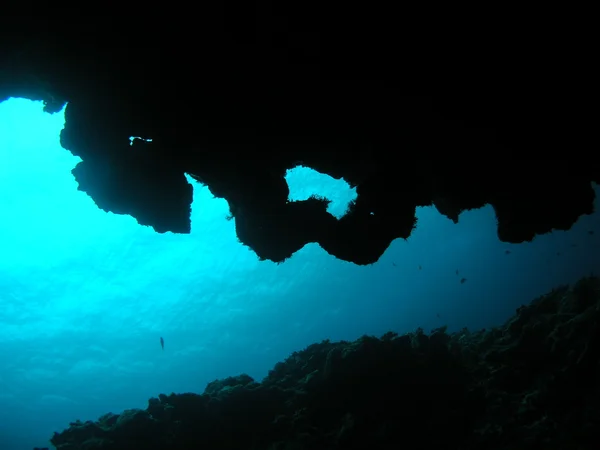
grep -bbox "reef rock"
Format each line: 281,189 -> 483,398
1,14 -> 597,264
50,276 -> 600,449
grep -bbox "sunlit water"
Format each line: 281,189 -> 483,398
1,98 -> 599,449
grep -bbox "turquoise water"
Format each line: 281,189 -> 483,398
1,98 -> 599,449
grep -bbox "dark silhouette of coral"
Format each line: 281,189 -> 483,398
48,276 -> 600,450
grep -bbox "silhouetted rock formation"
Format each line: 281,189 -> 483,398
48,276 -> 600,450
1,14 -> 597,264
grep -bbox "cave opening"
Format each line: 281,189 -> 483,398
284,165 -> 357,219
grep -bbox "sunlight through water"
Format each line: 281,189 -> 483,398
1,97 -> 599,449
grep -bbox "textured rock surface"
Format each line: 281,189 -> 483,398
47,276 -> 600,450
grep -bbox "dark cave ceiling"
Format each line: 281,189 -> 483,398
1,13 -> 597,265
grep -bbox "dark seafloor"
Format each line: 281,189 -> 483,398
40,275 -> 600,450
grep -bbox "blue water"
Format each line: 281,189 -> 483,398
1,98 -> 599,449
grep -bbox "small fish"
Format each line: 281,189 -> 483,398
160,337 -> 164,351
460,277 -> 467,284
505,250 -> 511,255
556,252 -> 561,256
418,265 -> 422,270
571,243 -> 578,248
392,262 -> 397,267
455,269 -> 459,275
436,313 -> 441,318
589,230 -> 594,235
